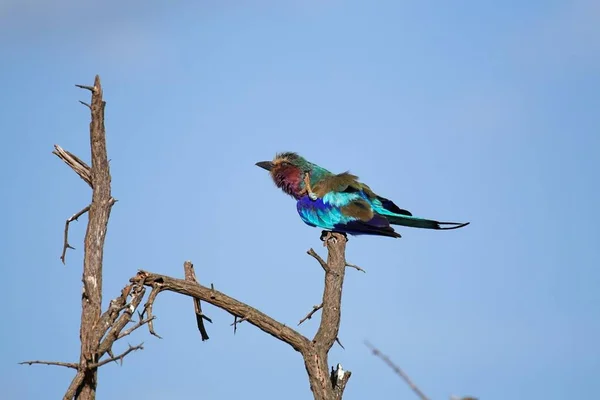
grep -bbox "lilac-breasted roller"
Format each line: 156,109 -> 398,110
256,152 -> 469,239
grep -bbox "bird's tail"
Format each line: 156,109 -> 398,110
385,214 -> 470,230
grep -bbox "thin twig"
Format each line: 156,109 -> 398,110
141,284 -> 163,339
307,248 -> 328,271
90,343 -> 144,368
74,83 -> 97,93
298,304 -> 323,325
335,337 -> 345,350
117,316 -> 155,340
60,205 -> 90,264
19,360 -> 78,369
345,262 -> 366,273
231,315 -> 249,334
184,261 -> 211,341
364,341 -> 430,400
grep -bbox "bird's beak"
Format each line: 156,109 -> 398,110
255,161 -> 274,171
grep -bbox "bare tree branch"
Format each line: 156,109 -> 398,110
183,261 -> 211,341
89,343 -> 144,368
231,315 -> 249,334
52,145 -> 92,188
127,235 -> 353,400
345,262 -> 366,273
131,271 -> 310,353
93,284 -> 134,341
298,304 -> 323,326
117,316 -> 155,340
307,248 -> 328,271
364,341 -> 430,400
63,372 -> 86,400
304,232 -> 352,400
330,364 -> 352,399
60,205 -> 90,264
19,360 -> 78,369
97,285 -> 146,356
75,84 -> 97,92
33,76 -> 362,400
61,283 -> 146,399
314,233 -> 347,353
140,284 -> 163,339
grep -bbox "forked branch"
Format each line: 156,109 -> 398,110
59,205 -> 90,264
30,75 -> 359,400
131,269 -> 310,352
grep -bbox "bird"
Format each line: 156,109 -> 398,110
255,152 -> 469,239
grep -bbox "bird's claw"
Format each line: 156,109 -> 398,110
320,230 -> 348,246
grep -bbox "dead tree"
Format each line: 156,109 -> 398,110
20,75 -> 359,400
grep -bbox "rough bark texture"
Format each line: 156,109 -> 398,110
183,261 -> 211,341
132,271 -> 311,353
75,75 -> 113,400
303,232 -> 350,400
26,76 -> 357,400
130,232 -> 352,400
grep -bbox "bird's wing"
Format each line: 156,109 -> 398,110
312,172 -> 413,216
296,181 -> 401,238
311,172 -> 361,197
305,173 -> 468,232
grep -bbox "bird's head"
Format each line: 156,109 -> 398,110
255,152 -> 312,199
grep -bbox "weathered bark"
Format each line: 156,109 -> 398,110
74,76 -> 114,400
26,76 -> 357,400
302,233 -> 351,400
130,232 -> 353,400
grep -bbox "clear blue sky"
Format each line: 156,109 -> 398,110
2,1 -> 599,399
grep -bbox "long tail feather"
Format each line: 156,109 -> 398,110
385,215 -> 470,230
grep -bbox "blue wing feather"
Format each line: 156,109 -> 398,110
296,192 -> 401,238
295,177 -> 467,235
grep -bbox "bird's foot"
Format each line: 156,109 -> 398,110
320,230 -> 348,246
304,172 -> 318,201
320,230 -> 330,244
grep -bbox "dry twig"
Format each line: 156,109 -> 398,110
231,315 -> 249,334
19,360 -> 78,369
298,304 -> 323,325
183,261 -> 211,340
59,205 -> 90,264
90,343 -> 144,368
117,317 -> 155,340
345,262 -> 366,273
52,145 -> 92,188
140,284 -> 163,339
307,248 -> 328,271
364,341 -> 430,400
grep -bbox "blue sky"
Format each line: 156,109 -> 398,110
2,1 -> 599,399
